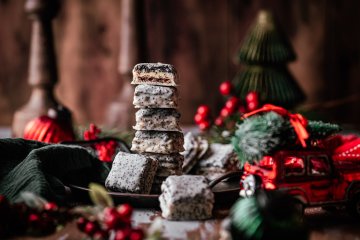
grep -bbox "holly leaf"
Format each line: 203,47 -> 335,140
89,183 -> 113,208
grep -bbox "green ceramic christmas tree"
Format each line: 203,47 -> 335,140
233,10 -> 305,108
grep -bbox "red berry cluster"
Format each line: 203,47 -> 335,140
0,195 -> 69,238
77,204 -> 144,240
195,81 -> 260,131
194,105 -> 211,131
84,124 -> 117,162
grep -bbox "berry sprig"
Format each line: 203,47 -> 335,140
75,183 -> 147,240
0,194 -> 72,238
84,124 -> 117,162
194,105 -> 212,131
77,204 -> 144,240
194,80 -> 261,132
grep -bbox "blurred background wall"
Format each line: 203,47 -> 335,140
0,0 -> 359,128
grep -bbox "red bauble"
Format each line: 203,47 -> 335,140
219,81 -> 233,96
220,108 -> 231,118
23,106 -> 75,143
197,105 -> 210,117
198,121 -> 210,131
245,91 -> 259,103
117,204 -> 133,219
214,117 -> 224,126
23,110 -> 75,144
225,97 -> 239,110
194,113 -> 206,124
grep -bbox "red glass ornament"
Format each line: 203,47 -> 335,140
23,116 -> 75,143
219,81 -> 232,96
23,107 -> 75,143
197,105 -> 210,117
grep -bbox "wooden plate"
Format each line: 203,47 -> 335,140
68,171 -> 242,209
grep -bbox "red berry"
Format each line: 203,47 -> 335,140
220,108 -> 231,118
28,213 -> 40,222
94,230 -> 108,240
84,221 -> 98,236
225,97 -> 239,110
117,204 -> 133,219
238,106 -> 246,114
214,117 -> 224,126
194,113 -> 207,124
247,101 -> 259,111
129,228 -> 144,240
115,229 -> 130,240
44,202 -> 58,212
198,121 -> 210,131
76,217 -> 88,231
28,213 -> 41,229
104,212 -> 121,230
0,195 -> 7,204
0,195 -> 9,211
245,91 -> 258,103
196,105 -> 210,116
219,81 -> 232,96
90,123 -> 101,135
104,207 -> 118,216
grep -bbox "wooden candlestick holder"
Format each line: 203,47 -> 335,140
105,0 -> 147,129
12,0 -> 70,137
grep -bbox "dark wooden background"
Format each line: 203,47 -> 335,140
0,0 -> 359,129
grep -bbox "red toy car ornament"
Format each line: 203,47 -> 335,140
240,134 -> 360,216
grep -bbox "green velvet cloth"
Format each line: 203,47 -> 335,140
0,138 -> 109,204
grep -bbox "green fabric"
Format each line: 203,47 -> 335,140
0,138 -> 109,204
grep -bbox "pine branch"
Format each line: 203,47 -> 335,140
307,121 -> 341,139
231,112 -> 291,166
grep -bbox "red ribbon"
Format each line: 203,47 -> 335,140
242,104 -> 309,147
